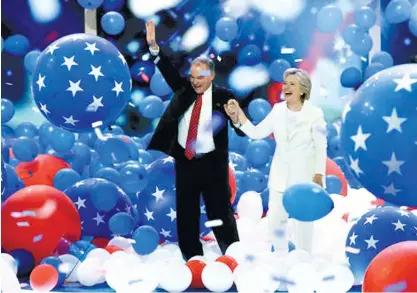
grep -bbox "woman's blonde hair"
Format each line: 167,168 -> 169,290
283,68 -> 312,102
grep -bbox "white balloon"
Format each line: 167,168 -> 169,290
255,216 -> 271,242
77,257 -> 103,287
87,248 -> 111,265
0,257 -> 21,293
1,253 -> 18,276
225,241 -> 252,264
315,264 -> 355,293
108,236 -> 133,250
286,249 -> 312,267
146,248 -> 172,264
202,262 -> 233,292
237,191 -> 264,223
159,261 -> 192,292
160,243 -> 183,259
58,254 -> 80,283
236,217 -> 257,243
287,262 -> 319,293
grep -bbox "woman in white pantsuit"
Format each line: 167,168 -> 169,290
225,68 -> 327,254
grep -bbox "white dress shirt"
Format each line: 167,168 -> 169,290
178,85 -> 216,154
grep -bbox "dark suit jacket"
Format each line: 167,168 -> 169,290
146,49 -> 245,163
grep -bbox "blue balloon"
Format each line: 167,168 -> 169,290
269,59 -> 291,82
38,122 -> 56,146
1,159 -> 7,198
240,169 -> 268,193
2,138 -> 10,163
1,125 -> 15,139
15,122 -> 38,138
54,168 -> 81,191
342,24 -> 366,45
96,167 -> 121,185
119,164 -> 148,194
95,135 -> 131,164
103,125 -> 124,135
103,0 -> 125,11
32,34 -> 131,131
64,178 -> 135,238
411,3 -> 417,23
3,163 -> 24,200
371,51 -> 394,69
50,128 -> 75,152
109,212 -> 135,236
138,149 -> 153,165
340,64 -> 417,206
332,156 -> 362,189
238,44 -> 262,66
11,137 -> 38,162
341,67 -> 362,88
4,34 -> 30,56
150,71 -> 173,97
77,0 -> 104,9
408,19 -> 417,37
327,136 -> 343,159
1,98 -> 15,124
346,207 -> 417,283
101,12 -> 125,35
245,140 -> 272,167
350,33 -> 373,56
215,17 -> 239,42
364,63 -> 385,80
384,0 -> 412,24
130,60 -> 155,83
71,142 -> 91,165
132,225 -> 159,255
24,50 -> 41,73
41,257 -> 66,287
248,98 -> 272,121
139,95 -> 164,119
229,152 -> 248,172
325,175 -> 343,194
69,240 -> 97,259
228,128 -> 249,155
260,14 -> 286,35
316,5 -> 343,33
283,183 -> 334,221
354,6 -> 377,29
78,131 -> 98,148
9,249 -> 34,277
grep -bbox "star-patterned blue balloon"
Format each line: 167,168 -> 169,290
345,206 -> 417,283
137,184 -> 211,243
340,64 -> 417,207
32,33 -> 131,132
64,178 -> 136,239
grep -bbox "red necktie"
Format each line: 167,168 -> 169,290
185,94 -> 203,159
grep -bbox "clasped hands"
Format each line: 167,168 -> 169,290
224,99 -> 243,125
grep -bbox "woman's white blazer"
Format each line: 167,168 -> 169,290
239,101 -> 327,192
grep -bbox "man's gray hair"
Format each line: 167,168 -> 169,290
191,56 -> 215,73
283,68 -> 312,102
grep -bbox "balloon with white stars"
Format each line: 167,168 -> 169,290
32,33 -> 131,132
340,64 -> 417,207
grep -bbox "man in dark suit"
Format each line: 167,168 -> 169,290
145,21 -> 244,260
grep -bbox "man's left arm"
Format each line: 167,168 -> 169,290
224,91 -> 245,137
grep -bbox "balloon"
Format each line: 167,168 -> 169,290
354,6 -> 377,29
11,137 -> 38,162
342,24 -> 366,45
350,33 -> 373,56
283,183 -> 334,221
216,255 -> 238,272
269,59 -> 291,82
15,122 -> 38,138
101,11 -> 125,35
316,5 -> 343,33
4,34 -> 30,56
260,14 -> 286,35
240,169 -> 268,193
245,140 -> 272,167
340,64 -> 417,207
363,241 -> 417,292
40,256 -> 66,287
24,50 -> 41,73
118,163 -> 148,194
332,156 -> 363,189
228,166 -> 237,204
346,207 -> 417,284
108,212 -> 135,236
9,249 -> 35,277
77,0 -> 104,9
53,168 -> 81,191
2,163 -> 25,201
384,0 -> 412,24
326,157 -> 348,196
325,175 -> 343,194
95,167 -> 121,185
1,98 -> 15,123
238,44 -> 262,66
215,17 -> 238,42
1,159 -> 7,198
63,178 -> 135,238
229,152 -> 248,172
103,0 -> 125,11
409,19 -> 417,37
138,95 -> 164,119
186,259 -> 206,288
371,51 -> 394,69
364,63 -> 385,80
267,82 -> 283,105
340,67 -> 362,88
149,71 -> 173,97
32,34 -> 131,131
1,185 -> 81,264
130,60 -> 155,84
15,154 -> 70,186
248,98 -> 272,121
30,264 -> 59,292
132,225 -> 159,255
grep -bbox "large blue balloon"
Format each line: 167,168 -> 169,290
346,207 -> 417,283
32,34 -> 131,131
384,0 -> 412,24
340,64 -> 417,207
316,5 -> 343,33
283,183 -> 334,221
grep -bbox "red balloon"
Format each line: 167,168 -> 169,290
186,259 -> 207,289
216,255 -> 238,272
105,245 -> 123,254
267,82 -> 283,106
30,264 -> 59,292
92,237 -> 110,248
15,154 -> 70,186
363,241 -> 417,292
1,185 -> 81,264
326,157 -> 348,196
229,166 -> 237,204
